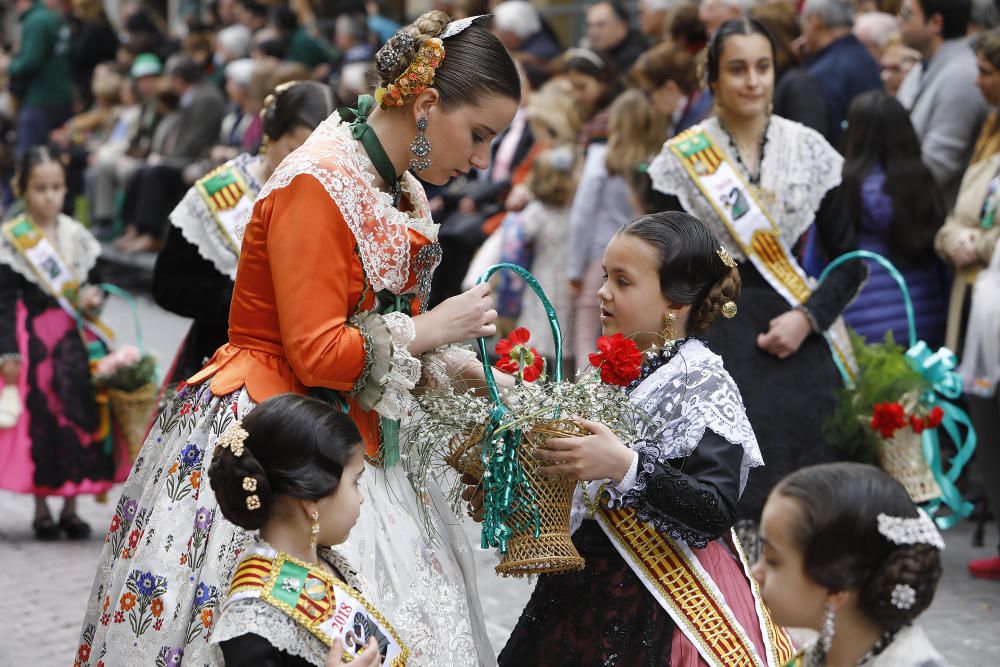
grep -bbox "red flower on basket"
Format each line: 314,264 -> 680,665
589,334 -> 643,387
870,401 -> 907,439
496,328 -> 545,383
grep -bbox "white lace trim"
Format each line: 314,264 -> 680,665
169,153 -> 263,280
420,344 -> 478,389
241,114 -> 437,294
365,311 -> 420,420
627,340 -> 763,494
0,213 -> 101,290
211,597 -> 328,666
648,116 -> 843,261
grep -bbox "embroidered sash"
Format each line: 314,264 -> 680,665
668,127 -> 857,378
195,162 -> 255,255
2,216 -> 112,345
597,507 -> 796,667
227,548 -> 409,665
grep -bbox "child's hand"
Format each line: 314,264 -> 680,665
534,418 -> 634,483
78,285 -> 104,314
1,358 -> 20,384
327,637 -> 382,666
756,309 -> 812,359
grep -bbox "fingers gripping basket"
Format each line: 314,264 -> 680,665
450,263 -> 585,577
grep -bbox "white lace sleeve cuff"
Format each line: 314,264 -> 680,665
610,451 -> 639,498
420,344 -> 479,389
349,311 -> 421,419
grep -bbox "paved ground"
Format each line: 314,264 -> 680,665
1,294 -> 998,665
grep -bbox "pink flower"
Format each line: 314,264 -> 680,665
117,346 -> 141,366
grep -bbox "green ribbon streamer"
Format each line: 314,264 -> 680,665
337,95 -> 401,205
474,264 -> 562,554
376,290 -> 413,468
819,251 -> 977,529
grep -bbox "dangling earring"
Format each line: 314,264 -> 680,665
662,312 -> 677,342
819,602 -> 836,655
409,115 -> 432,172
309,510 -> 320,552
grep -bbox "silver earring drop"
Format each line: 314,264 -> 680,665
820,602 -> 836,653
409,115 -> 432,172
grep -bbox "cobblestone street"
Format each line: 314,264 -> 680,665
0,296 -> 998,665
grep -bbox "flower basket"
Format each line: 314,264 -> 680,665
108,383 -> 158,460
820,251 -> 975,525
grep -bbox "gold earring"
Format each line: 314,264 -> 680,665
309,510 -> 320,551
662,312 -> 677,342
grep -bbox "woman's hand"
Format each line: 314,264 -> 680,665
948,228 -> 981,268
1,359 -> 20,384
504,183 -> 532,212
461,473 -> 485,522
756,309 -> 812,359
78,285 -> 104,315
411,283 -> 497,354
327,637 -> 382,666
534,418 -> 634,483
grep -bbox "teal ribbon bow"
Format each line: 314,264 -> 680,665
338,95 -> 401,205
376,290 -> 414,468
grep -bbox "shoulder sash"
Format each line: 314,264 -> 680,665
195,162 -> 256,255
2,216 -> 112,344
597,507 -> 796,667
227,547 -> 408,665
667,127 -> 856,378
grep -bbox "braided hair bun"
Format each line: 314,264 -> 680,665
374,11 -> 450,87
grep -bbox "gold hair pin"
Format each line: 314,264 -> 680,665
722,301 -> 738,319
717,246 -> 737,269
242,476 -> 257,492
246,495 -> 261,510
217,420 -> 249,457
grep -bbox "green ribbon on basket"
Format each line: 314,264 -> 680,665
475,263 -> 563,554
819,251 -> 977,529
905,342 -> 977,528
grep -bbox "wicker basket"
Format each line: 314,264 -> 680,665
879,430 -> 942,504
445,426 -> 485,479
108,383 -> 158,460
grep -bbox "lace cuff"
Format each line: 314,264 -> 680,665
612,451 -> 639,495
420,344 -> 479,389
349,311 -> 421,419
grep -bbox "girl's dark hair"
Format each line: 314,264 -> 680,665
630,42 -> 699,95
261,80 -> 336,141
841,91 -> 945,267
209,394 -> 362,531
14,146 -> 63,198
776,462 -> 942,632
706,17 -> 778,87
618,211 -> 741,334
563,48 -> 624,112
374,11 -> 520,109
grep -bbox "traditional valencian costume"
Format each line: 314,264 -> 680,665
154,153 -> 264,387
0,214 -> 129,499
210,539 -> 409,666
501,338 -> 796,665
78,20 -> 496,665
648,117 -> 865,534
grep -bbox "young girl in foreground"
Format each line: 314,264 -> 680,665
209,393 -> 406,666
500,212 -> 794,665
754,462 -> 945,666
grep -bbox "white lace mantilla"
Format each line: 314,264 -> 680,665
627,340 -> 763,493
0,213 -> 101,289
243,114 -> 437,294
169,153 -> 264,280
648,116 -> 844,262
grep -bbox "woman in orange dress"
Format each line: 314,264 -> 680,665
77,12 -> 520,666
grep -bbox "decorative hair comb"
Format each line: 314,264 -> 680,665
876,508 -> 945,550
717,246 -> 737,269
442,14 -> 489,39
217,420 -> 249,458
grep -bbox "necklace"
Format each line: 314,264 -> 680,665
803,628 -> 897,667
718,115 -> 771,186
338,95 -> 403,206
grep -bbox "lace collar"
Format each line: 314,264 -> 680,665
0,213 -> 100,290
648,115 -> 843,262
244,114 -> 437,295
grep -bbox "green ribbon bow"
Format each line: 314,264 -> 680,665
338,95 -> 401,205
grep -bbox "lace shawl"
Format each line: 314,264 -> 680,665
0,213 -> 101,289
647,115 -> 844,262
169,152 -> 264,280
241,113 -> 438,294
209,545 -> 363,667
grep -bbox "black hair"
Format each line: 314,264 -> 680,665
209,394 -> 363,531
269,5 -> 299,33
841,90 -> 945,268
237,0 -> 269,19
374,11 -> 521,109
775,463 -> 942,633
14,146 -> 63,199
564,49 -> 624,112
706,17 -> 778,87
167,55 -> 204,84
591,0 -> 630,24
618,211 -> 741,334
261,80 -> 336,141
916,0 -> 972,40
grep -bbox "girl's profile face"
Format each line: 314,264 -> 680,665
316,445 -> 366,547
752,493 -> 829,631
567,70 -> 605,113
713,33 -> 774,120
596,233 -> 672,352
25,162 -> 67,223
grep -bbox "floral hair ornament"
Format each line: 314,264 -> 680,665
242,476 -> 257,492
717,246 -> 737,269
890,583 -> 917,610
374,37 -> 445,109
876,508 -> 945,550
217,420 -> 249,458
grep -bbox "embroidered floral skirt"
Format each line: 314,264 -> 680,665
77,383 -> 254,666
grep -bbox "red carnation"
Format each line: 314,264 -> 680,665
870,401 -> 907,439
909,415 -> 926,434
589,334 -> 643,387
926,406 -> 944,428
496,327 -> 545,383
